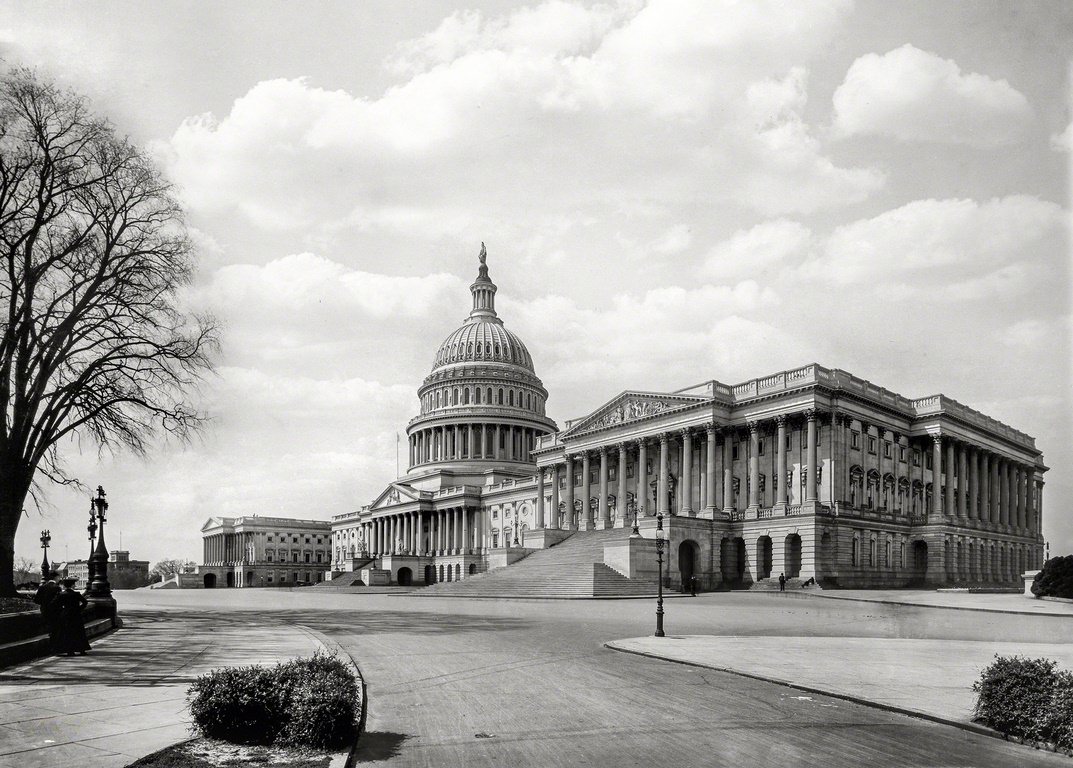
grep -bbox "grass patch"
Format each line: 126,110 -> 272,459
126,739 -> 332,768
0,597 -> 37,614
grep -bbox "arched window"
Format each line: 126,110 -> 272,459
884,537 -> 892,568
868,535 -> 877,567
498,388 -> 504,404
526,393 -> 531,409
475,388 -> 481,404
487,387 -> 492,402
851,535 -> 860,566
509,390 -> 514,406
463,388 -> 470,404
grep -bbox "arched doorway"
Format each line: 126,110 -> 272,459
225,571 -> 234,588
734,537 -> 747,583
397,567 -> 412,586
203,573 -> 216,589
911,540 -> 928,584
438,564 -> 445,582
468,563 -> 476,575
446,566 -> 453,582
784,534 -> 802,578
455,564 -> 462,581
678,540 -> 698,591
424,564 -> 435,584
756,536 -> 772,580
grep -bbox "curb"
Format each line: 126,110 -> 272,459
800,592 -> 1073,618
603,640 -> 1006,743
297,624 -> 367,768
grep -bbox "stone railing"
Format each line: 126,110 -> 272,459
785,505 -> 803,516
757,507 -> 773,519
911,395 -> 1035,448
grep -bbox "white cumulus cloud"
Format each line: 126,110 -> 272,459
832,44 -> 1034,145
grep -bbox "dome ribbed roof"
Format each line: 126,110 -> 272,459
430,243 -> 536,374
433,319 -> 534,372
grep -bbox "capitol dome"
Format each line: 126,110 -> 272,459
405,244 -> 556,473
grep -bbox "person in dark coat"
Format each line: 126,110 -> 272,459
32,571 -> 61,643
778,573 -> 786,592
50,578 -> 90,656
689,574 -> 698,596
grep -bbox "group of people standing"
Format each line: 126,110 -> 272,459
32,572 -> 91,656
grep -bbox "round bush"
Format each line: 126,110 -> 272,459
188,651 -> 358,748
973,655 -> 1057,741
1032,555 -> 1073,599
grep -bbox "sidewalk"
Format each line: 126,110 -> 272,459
0,609 -> 324,768
606,634 -> 1073,730
802,589 -> 1073,616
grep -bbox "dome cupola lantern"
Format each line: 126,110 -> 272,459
469,242 -> 498,321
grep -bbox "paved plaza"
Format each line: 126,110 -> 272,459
3,589 -> 1073,767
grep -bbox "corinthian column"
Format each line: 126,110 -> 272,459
616,444 -> 628,528
747,421 -> 760,509
581,451 -> 592,529
932,436 -> 943,519
957,443 -> 968,521
680,429 -> 693,516
775,415 -> 788,507
637,440 -> 648,516
722,433 -> 734,515
705,425 -> 717,516
805,411 -> 818,504
599,446 -> 610,529
564,455 -> 576,530
536,468 -> 546,529
552,464 -> 562,530
658,433 -> 670,515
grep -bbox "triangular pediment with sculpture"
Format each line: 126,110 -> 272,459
370,482 -> 422,510
562,390 -> 711,437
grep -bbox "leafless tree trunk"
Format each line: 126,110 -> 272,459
0,69 -> 217,595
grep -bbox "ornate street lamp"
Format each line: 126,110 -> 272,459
655,512 -> 665,637
86,501 -> 98,585
86,486 -> 115,610
39,529 -> 51,577
512,511 -> 520,547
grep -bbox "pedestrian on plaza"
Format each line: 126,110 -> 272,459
32,571 -> 61,644
689,574 -> 698,596
778,573 -> 786,592
50,578 -> 90,656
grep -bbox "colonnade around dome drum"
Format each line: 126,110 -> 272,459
409,422 -> 542,468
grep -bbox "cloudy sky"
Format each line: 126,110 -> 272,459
3,0 -> 1070,567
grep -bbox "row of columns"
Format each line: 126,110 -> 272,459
929,436 -> 1038,533
533,419 -> 820,531
410,424 -> 538,467
204,533 -> 234,565
358,507 -> 475,557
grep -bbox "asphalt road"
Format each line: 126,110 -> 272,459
118,590 -> 1072,767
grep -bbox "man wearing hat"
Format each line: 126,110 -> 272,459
32,570 -> 61,644
50,577 -> 90,656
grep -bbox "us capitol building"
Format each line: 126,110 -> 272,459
329,246 -> 1046,592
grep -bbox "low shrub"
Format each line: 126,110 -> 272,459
973,655 -> 1057,741
1049,671 -> 1073,752
188,651 -> 358,748
1032,555 -> 1073,599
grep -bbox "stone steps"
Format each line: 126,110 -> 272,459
416,529 -> 658,599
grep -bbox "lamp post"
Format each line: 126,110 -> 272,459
39,530 -> 51,577
86,486 -> 115,610
512,511 -> 520,547
86,501 -> 98,586
655,512 -> 665,637
629,499 -> 640,538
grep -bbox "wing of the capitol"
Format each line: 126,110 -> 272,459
200,246 -> 1047,592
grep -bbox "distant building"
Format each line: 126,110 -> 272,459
199,516 -> 332,588
62,550 -> 150,590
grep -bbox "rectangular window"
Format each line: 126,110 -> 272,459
851,431 -> 860,449
266,554 -> 273,563
316,553 -> 322,563
492,509 -> 498,519
304,553 -> 310,563
627,463 -> 635,479
802,433 -> 807,449
589,469 -> 597,483
913,450 -> 920,466
609,466 -> 618,482
292,552 -> 298,563
868,437 -> 877,454
267,534 -> 273,542
758,439 -> 765,456
732,444 -> 739,460
492,533 -> 499,548
785,434 -> 791,451
900,446 -> 907,462
883,442 -> 891,459
926,453 -> 933,469
267,574 -> 273,583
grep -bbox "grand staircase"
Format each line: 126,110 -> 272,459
416,529 -> 659,599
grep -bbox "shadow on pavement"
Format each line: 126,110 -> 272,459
353,731 -> 408,762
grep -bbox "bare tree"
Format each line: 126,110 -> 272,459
149,557 -> 195,581
0,69 -> 217,595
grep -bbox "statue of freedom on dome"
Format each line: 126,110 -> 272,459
479,241 -> 487,264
